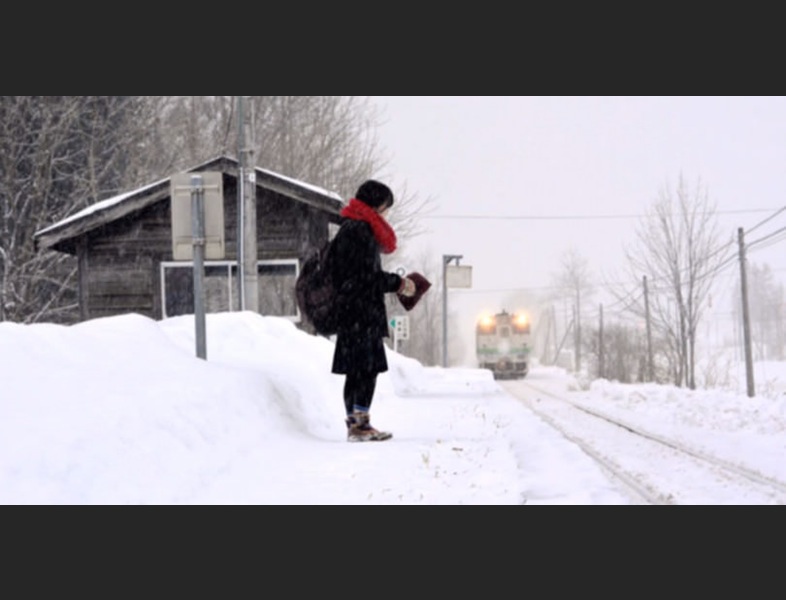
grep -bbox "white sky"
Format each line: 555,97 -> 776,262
2,311 -> 785,505
371,96 -> 786,365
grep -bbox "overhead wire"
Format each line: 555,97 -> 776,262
618,204 -> 786,295
421,208 -> 782,222
440,205 -> 786,321
745,205 -> 786,236
747,225 -> 786,253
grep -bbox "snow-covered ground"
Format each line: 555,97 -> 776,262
1,312 -> 784,505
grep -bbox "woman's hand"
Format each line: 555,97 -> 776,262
399,277 -> 417,298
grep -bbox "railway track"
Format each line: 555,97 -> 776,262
502,380 -> 786,505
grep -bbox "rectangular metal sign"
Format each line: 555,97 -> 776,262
447,265 -> 473,289
171,172 -> 226,261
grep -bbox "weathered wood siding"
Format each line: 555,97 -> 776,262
82,201 -> 169,320
79,177 -> 336,321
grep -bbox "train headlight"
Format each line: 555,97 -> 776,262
478,315 -> 496,332
513,313 -> 531,333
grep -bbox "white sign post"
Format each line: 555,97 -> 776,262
390,316 -> 410,353
170,172 -> 225,360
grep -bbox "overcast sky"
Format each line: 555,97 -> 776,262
370,97 -> 786,361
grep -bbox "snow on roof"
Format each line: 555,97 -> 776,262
258,168 -> 344,203
35,177 -> 170,237
35,164 -> 344,239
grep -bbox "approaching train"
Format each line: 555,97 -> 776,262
476,310 -> 532,379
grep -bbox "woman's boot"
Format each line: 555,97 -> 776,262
347,411 -> 393,443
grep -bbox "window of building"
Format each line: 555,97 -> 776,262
161,260 -> 300,321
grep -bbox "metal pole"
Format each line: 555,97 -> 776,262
738,228 -> 756,397
192,175 -> 207,360
442,255 -> 463,369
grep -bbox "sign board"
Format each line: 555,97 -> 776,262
171,172 -> 226,261
447,265 -> 473,289
390,316 -> 410,341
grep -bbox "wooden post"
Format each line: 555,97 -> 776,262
575,289 -> 582,372
643,276 -> 655,382
738,228 -> 756,397
598,303 -> 605,379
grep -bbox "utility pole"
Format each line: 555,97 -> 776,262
576,289 -> 582,373
573,303 -> 580,373
598,304 -> 605,379
237,96 -> 258,313
552,305 -> 558,364
643,275 -> 655,382
738,228 -> 756,398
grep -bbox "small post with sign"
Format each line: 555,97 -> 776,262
390,316 -> 410,354
171,172 -> 225,360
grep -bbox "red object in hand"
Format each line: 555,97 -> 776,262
398,272 -> 432,311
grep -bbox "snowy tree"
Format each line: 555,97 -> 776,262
618,175 -> 732,389
549,247 -> 595,373
734,263 -> 786,361
3,96 -> 426,325
0,96 -> 161,323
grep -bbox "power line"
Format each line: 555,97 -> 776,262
439,211 -> 786,318
603,219 -> 786,296
422,208 -> 782,222
751,234 -> 786,254
748,225 -> 786,252
605,287 -> 646,314
746,206 -> 786,236
618,226 -> 786,313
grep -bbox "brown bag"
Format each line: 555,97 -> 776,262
398,272 -> 432,311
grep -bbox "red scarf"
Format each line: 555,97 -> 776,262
340,198 -> 398,255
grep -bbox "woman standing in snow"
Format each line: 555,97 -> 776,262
330,180 -> 416,442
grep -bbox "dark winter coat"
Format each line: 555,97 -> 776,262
329,219 -> 403,375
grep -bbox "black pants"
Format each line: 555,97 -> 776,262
344,372 -> 378,416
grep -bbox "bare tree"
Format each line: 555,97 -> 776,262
149,96 -> 433,241
249,96 -> 433,242
617,175 -> 732,389
733,262 -> 785,361
584,322 -> 646,383
549,247 -> 595,373
4,96 -> 427,325
0,96 -> 163,324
